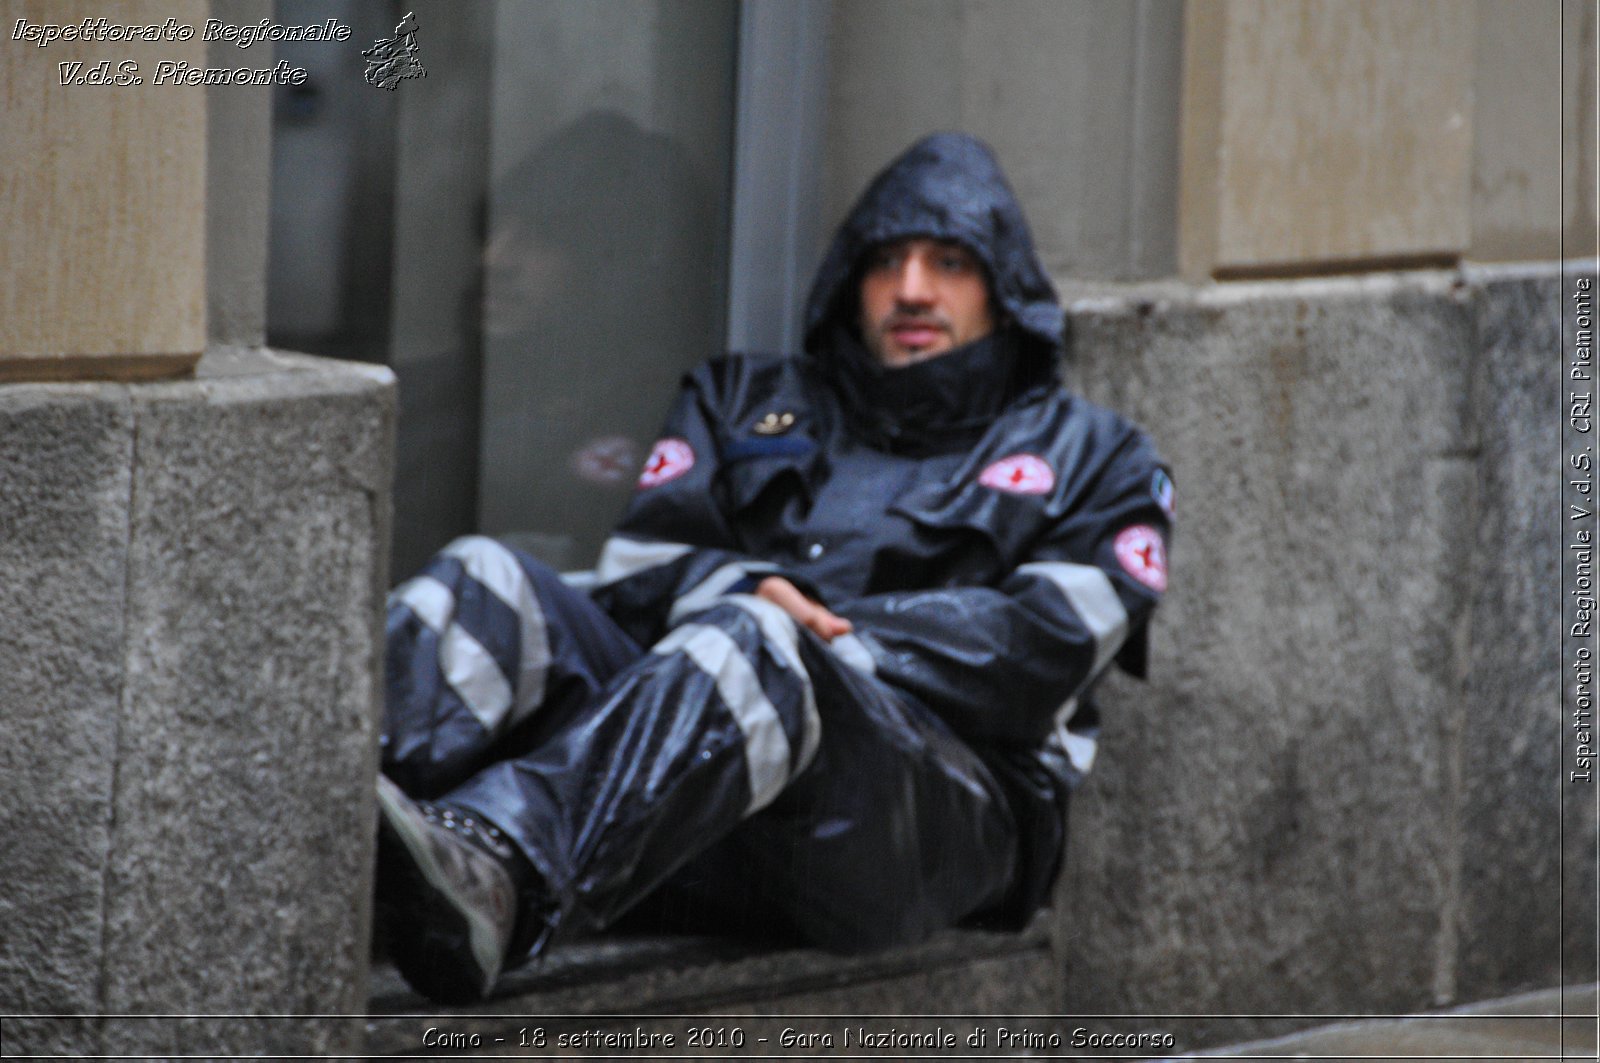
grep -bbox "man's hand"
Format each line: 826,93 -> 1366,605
755,576 -> 853,643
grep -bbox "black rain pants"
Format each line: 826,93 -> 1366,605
381,536 -> 1020,960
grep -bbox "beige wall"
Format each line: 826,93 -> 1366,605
1561,0 -> 1599,258
0,0 -> 208,380
1469,0 -> 1595,261
206,0 -> 273,348
4,0 -> 1587,383
822,0 -> 1184,281
1179,0 -> 1475,279
820,0 -> 1588,284
1177,0 -> 1594,278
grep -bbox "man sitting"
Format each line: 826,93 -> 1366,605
375,132 -> 1173,1004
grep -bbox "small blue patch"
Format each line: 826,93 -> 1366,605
725,435 -> 817,461
1152,468 -> 1175,518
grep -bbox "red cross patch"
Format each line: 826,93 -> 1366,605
978,453 -> 1055,495
637,437 -> 694,489
1114,525 -> 1167,593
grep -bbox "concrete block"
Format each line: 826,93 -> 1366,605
1059,272 -> 1478,1046
100,352 -> 393,1055
0,385 -> 132,1057
1458,262 -> 1598,996
0,351 -> 395,1057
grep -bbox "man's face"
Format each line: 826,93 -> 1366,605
857,237 -> 995,367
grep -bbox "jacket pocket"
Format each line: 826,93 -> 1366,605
720,438 -> 821,515
888,478 -> 1047,566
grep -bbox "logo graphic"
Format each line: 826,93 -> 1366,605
363,11 -> 425,90
979,454 -> 1055,495
1114,525 -> 1167,593
638,438 -> 695,488
753,411 -> 796,436
570,436 -> 640,486
1152,469 -> 1175,519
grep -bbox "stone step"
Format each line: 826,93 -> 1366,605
364,921 -> 1057,1056
1180,984 -> 1598,1061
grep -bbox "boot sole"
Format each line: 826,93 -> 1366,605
375,776 -> 504,1004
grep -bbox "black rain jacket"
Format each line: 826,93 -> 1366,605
590,132 -> 1171,919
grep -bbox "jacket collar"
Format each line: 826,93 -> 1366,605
823,324 -> 1047,455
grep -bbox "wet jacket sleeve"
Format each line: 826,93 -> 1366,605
838,433 -> 1170,747
588,368 -> 805,647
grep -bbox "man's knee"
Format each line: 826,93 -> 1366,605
650,596 -> 822,814
382,537 -> 564,791
675,594 -> 799,653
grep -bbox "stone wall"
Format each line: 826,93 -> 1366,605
1460,264 -> 1598,996
1055,260 -> 1593,1048
0,349 -> 394,1057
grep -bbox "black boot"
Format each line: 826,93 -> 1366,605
374,775 -> 531,1004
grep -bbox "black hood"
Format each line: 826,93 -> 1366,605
803,132 -> 1065,382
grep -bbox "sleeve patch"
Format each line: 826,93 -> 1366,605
638,438 -> 695,488
1114,524 -> 1168,593
979,453 -> 1055,495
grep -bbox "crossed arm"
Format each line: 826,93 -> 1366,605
755,575 -> 852,642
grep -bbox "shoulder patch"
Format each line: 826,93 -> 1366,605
978,453 -> 1055,495
638,438 -> 695,488
1114,524 -> 1168,593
